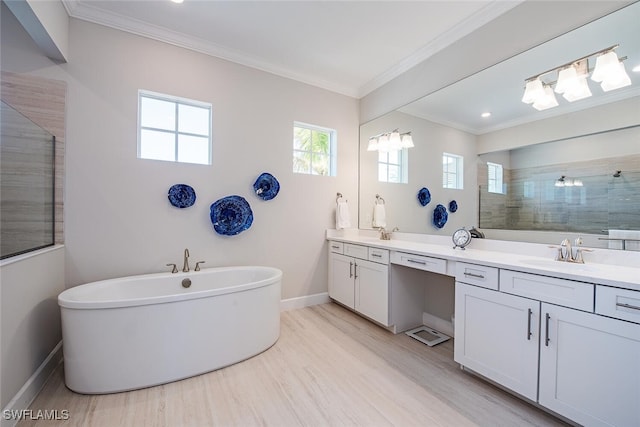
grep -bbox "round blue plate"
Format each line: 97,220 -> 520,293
210,195 -> 253,236
433,204 -> 448,229
253,172 -> 280,201
168,184 -> 196,208
417,187 -> 431,206
449,200 -> 458,213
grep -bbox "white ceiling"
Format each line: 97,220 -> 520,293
61,0 -> 521,98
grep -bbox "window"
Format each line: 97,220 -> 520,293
293,122 -> 336,176
442,153 -> 463,189
138,90 -> 212,165
378,149 -> 408,183
487,162 -> 504,194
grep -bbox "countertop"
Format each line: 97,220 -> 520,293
327,231 -> 640,292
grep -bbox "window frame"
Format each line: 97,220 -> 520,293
137,90 -> 212,165
442,152 -> 464,190
292,121 -> 337,176
487,161 -> 504,194
378,148 -> 408,183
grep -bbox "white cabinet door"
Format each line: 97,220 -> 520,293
539,303 -> 640,427
355,259 -> 389,326
329,253 -> 355,309
454,282 -> 540,401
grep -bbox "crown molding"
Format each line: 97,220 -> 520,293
61,0 -> 519,99
355,0 -> 524,98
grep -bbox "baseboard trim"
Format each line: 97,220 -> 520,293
280,292 -> 330,311
1,341 -> 63,427
422,312 -> 454,338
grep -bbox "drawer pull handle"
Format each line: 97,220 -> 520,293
545,313 -> 551,347
349,262 -> 353,278
616,302 -> 640,311
331,245 -> 340,250
527,308 -> 533,340
371,253 -> 382,258
407,259 -> 427,265
464,272 -> 485,279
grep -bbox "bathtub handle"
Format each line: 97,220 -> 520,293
166,263 -> 178,274
195,261 -> 206,271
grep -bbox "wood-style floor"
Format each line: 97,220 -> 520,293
20,303 -> 568,426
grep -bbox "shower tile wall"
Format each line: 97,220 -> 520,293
479,154 -> 640,234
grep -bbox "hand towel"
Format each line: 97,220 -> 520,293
608,230 -> 640,251
336,200 -> 351,230
372,203 -> 386,228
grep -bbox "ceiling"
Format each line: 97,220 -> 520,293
399,1 -> 640,135
61,0 -> 522,98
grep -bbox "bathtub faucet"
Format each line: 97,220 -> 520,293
183,248 -> 190,272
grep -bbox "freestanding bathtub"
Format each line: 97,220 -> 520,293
58,266 -> 282,394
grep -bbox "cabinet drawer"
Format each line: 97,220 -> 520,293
390,252 -> 446,274
328,241 -> 344,254
596,286 -> 640,324
455,262 -> 499,290
368,247 -> 389,264
344,243 -> 368,260
500,270 -> 594,311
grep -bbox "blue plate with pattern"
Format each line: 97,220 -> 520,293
253,172 -> 280,201
168,184 -> 196,208
210,195 -> 253,236
449,200 -> 458,213
417,187 -> 431,206
433,204 -> 448,229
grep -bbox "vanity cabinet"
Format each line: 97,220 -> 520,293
454,282 -> 540,400
456,265 -> 640,426
539,302 -> 640,427
328,243 -> 390,326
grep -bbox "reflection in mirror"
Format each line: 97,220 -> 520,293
478,125 -> 640,249
359,2 -> 640,249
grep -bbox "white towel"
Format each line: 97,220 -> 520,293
608,230 -> 640,251
336,200 -> 351,230
372,203 -> 386,228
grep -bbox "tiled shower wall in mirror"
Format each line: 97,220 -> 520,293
479,153 -> 640,235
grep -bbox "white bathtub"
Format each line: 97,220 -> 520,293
58,266 -> 282,394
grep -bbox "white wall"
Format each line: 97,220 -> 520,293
0,247 -> 65,410
4,17 -> 355,300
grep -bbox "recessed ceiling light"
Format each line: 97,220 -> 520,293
171,0 -> 184,4
633,64 -> 640,73
481,112 -> 491,118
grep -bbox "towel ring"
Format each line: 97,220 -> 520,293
336,192 -> 346,203
375,194 -> 385,205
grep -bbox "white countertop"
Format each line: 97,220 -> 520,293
327,230 -> 640,292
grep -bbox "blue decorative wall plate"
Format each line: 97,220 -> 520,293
253,172 -> 280,201
433,204 -> 448,229
210,195 -> 253,235
449,200 -> 458,213
168,184 -> 196,208
417,187 -> 431,206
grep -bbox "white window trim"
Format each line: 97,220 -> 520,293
443,152 -> 464,190
137,89 -> 212,165
378,148 -> 408,183
293,121 -> 337,176
487,161 -> 504,194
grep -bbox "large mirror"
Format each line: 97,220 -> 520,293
359,2 -> 640,249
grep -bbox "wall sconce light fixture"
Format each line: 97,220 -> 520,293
522,45 -> 632,111
368,129 -> 414,152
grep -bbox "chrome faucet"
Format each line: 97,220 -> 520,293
552,237 -> 593,264
378,227 -> 399,240
182,248 -> 190,272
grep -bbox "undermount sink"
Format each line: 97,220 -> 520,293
519,258 -> 598,272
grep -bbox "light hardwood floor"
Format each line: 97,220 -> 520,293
20,303 -> 568,427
